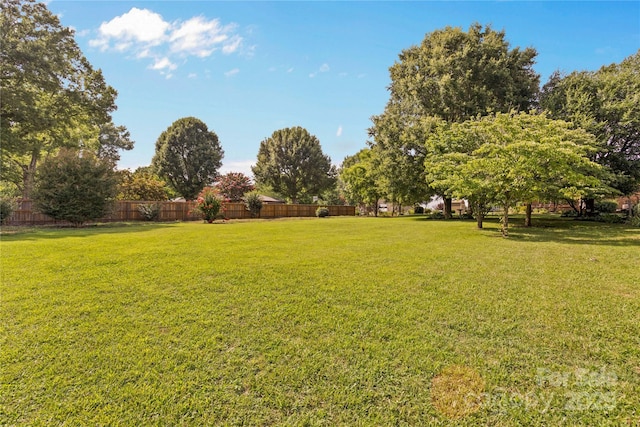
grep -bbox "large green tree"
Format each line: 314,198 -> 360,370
426,112 -> 608,234
370,23 -> 539,217
340,148 -> 383,215
32,149 -> 118,226
0,0 -> 129,197
151,117 -> 224,200
252,127 -> 336,203
540,51 -> 640,204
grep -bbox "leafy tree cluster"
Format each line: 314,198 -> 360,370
1,0 -> 132,198
540,52 -> 640,202
149,121 -> 337,204
344,23 -> 639,229
425,112 -> 608,235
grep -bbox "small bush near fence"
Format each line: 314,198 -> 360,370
244,192 -> 263,218
7,200 -> 355,226
315,207 -> 329,217
137,203 -> 161,221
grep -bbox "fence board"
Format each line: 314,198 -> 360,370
6,200 -> 355,225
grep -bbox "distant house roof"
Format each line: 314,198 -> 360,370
259,195 -> 285,204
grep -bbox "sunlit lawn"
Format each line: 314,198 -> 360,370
1,216 -> 639,425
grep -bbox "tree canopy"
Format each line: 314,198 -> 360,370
252,127 -> 336,203
340,148 -> 382,214
0,0 -> 130,197
425,112 -> 608,234
151,117 -> 224,200
369,23 -> 540,217
540,50 -> 640,197
387,23 -> 539,122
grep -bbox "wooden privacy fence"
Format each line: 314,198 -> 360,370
7,200 -> 355,226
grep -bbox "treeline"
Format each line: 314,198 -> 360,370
340,24 -> 639,235
1,2 -> 638,232
0,1 -> 339,225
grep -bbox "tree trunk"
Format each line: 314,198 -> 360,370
444,197 -> 452,219
501,204 -> 509,237
524,203 -> 532,227
584,198 -> 595,216
476,212 -> 484,229
21,153 -> 39,199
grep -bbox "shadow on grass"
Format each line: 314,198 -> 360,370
507,222 -> 640,247
411,215 -> 640,247
0,221 -> 183,241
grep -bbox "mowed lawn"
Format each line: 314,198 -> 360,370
1,216 -> 639,426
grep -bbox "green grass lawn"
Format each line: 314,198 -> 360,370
1,216 -> 639,426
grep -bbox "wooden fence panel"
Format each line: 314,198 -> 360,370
5,200 -> 355,225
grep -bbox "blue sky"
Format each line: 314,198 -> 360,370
48,1 -> 640,177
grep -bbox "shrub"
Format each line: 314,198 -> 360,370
117,170 -> 170,201
243,191 -> 263,218
413,205 -> 424,214
137,203 -> 161,221
0,198 -> 16,224
193,187 -> 222,222
561,210 -> 579,218
596,213 -> 625,224
32,149 -> 118,226
315,206 -> 329,218
629,204 -> 640,227
595,200 -> 618,214
429,211 -> 445,219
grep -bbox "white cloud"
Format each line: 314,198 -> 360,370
91,8 -> 169,49
170,16 -> 239,58
224,68 -> 240,77
149,57 -> 177,71
309,63 -> 330,78
90,8 -> 244,76
222,35 -> 242,54
336,125 -> 343,137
